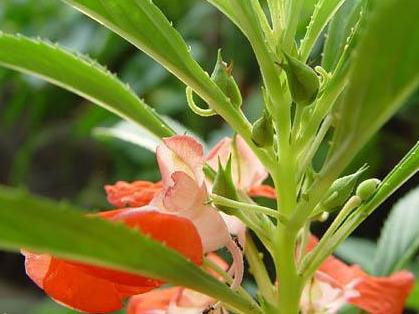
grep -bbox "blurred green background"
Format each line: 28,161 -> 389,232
0,0 -> 418,313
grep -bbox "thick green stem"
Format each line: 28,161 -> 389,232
276,226 -> 302,314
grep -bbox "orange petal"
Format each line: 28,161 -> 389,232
309,235 -> 415,313
25,251 -> 125,313
104,180 -> 162,207
248,185 -> 277,199
73,209 -> 203,286
349,270 -> 415,314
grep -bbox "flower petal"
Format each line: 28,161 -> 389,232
349,271 -> 415,314
206,136 -> 268,191
156,171 -> 230,253
309,235 -> 415,313
206,137 -> 232,170
162,172 -> 207,214
24,251 -> 125,313
128,254 -> 229,314
247,185 -> 276,199
157,135 -> 205,186
128,287 -> 181,314
105,181 -> 162,207
24,209 -> 204,313
75,209 -> 204,286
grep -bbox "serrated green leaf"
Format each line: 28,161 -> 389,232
299,0 -> 348,61
335,237 -> 376,273
0,186 -> 260,314
373,186 -> 419,275
323,0 -> 419,181
322,0 -> 366,72
0,33 -> 173,138
61,0 -> 244,128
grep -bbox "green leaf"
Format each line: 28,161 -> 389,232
324,0 -> 419,181
0,33 -> 173,138
335,237 -> 376,273
0,186 -> 260,314
299,0 -> 348,61
373,186 -> 419,275
322,0 -> 366,72
61,0 -> 242,126
207,0 -> 267,46
406,281 -> 419,310
94,117 -> 204,153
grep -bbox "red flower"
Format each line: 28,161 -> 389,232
24,209 -> 203,313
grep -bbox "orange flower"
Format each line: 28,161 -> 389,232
303,236 -> 415,314
105,180 -> 163,208
24,209 -> 203,313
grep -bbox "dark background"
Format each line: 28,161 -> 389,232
0,0 -> 418,313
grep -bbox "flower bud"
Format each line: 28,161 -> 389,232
251,110 -> 274,147
356,178 -> 381,201
282,52 -> 319,106
320,165 -> 368,213
211,50 -> 242,108
212,157 -> 239,215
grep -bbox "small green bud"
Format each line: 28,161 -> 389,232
356,178 -> 381,201
282,52 -> 319,106
320,165 -> 368,212
212,156 -> 239,215
211,50 -> 242,108
251,110 -> 274,147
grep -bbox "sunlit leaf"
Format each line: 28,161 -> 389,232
61,0 -> 243,127
0,33 -> 174,138
94,117 -> 205,153
0,186 -> 260,314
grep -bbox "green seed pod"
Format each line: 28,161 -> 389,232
356,178 -> 381,201
251,110 -> 274,147
212,156 -> 239,215
320,165 -> 368,213
282,52 -> 319,106
211,50 -> 242,108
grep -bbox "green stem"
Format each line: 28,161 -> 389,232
245,232 -> 276,305
273,152 -> 302,313
276,226 -> 302,314
203,257 -> 257,308
211,194 -> 288,223
300,196 -> 362,278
